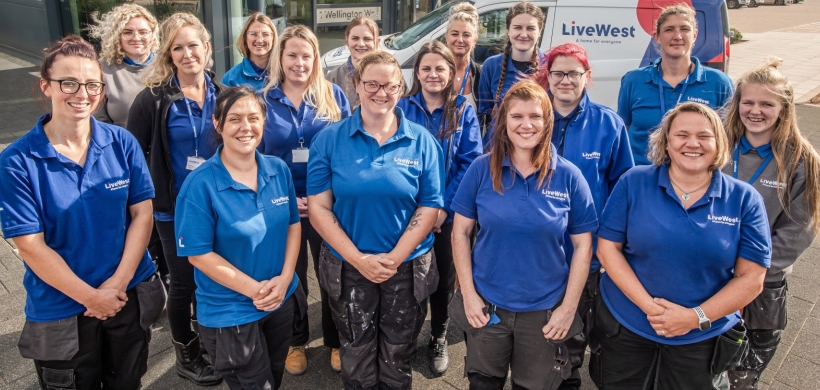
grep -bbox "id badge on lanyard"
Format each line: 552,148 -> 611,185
291,106 -> 309,163
178,76 -> 208,171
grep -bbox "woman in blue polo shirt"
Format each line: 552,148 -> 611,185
127,12 -> 222,386
259,25 -> 350,375
722,59 -> 820,390
307,51 -> 444,390
397,40 -> 481,375
591,102 -> 771,388
222,13 -> 277,90
617,4 -> 733,165
476,1 -> 545,146
0,36 -> 162,390
534,42 -> 634,390
175,86 -> 301,390
450,80 -> 597,389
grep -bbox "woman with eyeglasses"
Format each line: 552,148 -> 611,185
222,13 -> 278,90
533,42 -> 634,390
307,51 -> 443,389
128,12 -> 223,386
325,16 -> 380,110
259,25 -> 350,375
0,35 -> 163,390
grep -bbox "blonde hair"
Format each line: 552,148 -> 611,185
655,3 -> 698,35
447,2 -> 479,35
725,57 -> 820,232
263,25 -> 341,122
88,4 -> 159,65
235,13 -> 278,59
141,13 -> 211,88
648,102 -> 730,171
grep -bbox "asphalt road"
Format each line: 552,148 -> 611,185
728,0 -> 820,34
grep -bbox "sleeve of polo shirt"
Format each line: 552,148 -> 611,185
598,173 -> 630,243
444,104 -> 482,216
449,159 -> 482,220
567,169 -> 599,235
617,74 -> 633,127
737,191 -> 772,268
606,118 -> 635,194
284,167 -> 300,225
0,157 -> 43,238
417,135 -> 445,208
333,85 -> 352,119
123,131 -> 155,205
175,187 -> 216,257
715,72 -> 735,109
306,129 -> 332,195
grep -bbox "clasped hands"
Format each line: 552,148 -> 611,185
646,297 -> 700,338
251,275 -> 292,311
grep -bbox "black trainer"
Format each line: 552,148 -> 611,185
428,337 -> 449,375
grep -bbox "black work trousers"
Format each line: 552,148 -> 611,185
559,270 -> 601,390
429,222 -> 456,339
156,220 -> 198,344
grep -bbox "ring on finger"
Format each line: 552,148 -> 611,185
661,329 -> 666,336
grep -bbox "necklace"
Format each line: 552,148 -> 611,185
669,172 -> 712,201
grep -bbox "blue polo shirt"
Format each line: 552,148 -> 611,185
0,115 -> 156,322
551,91 -> 634,272
175,147 -> 300,328
450,150 -> 599,312
598,164 -> 771,345
476,50 -> 543,146
397,92 -> 482,222
260,83 -> 351,197
617,57 -> 733,165
306,107 -> 444,262
222,57 -> 268,91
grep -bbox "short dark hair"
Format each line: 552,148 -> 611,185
212,86 -> 267,146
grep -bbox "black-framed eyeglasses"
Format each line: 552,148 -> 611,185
47,79 -> 106,96
361,81 -> 402,95
548,71 -> 587,83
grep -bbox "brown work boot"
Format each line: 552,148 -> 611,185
330,347 -> 341,373
285,345 -> 307,375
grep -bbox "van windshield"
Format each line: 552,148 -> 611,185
385,1 -> 470,50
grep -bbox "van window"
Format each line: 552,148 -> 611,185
386,1 -> 464,50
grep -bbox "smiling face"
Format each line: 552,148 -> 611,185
417,53 -> 450,96
170,26 -> 209,77
356,63 -> 401,117
216,96 -> 264,157
739,83 -> 783,145
245,21 -> 274,60
446,20 -> 477,59
40,55 -> 103,123
506,98 -> 546,153
548,56 -> 589,107
281,37 -> 314,86
120,16 -> 152,62
508,14 -> 540,54
654,14 -> 697,59
666,111 -> 717,176
347,24 -> 378,64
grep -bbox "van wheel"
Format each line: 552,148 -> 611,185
749,0 -> 759,7
727,0 -> 739,8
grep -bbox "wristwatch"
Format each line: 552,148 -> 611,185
693,306 -> 711,331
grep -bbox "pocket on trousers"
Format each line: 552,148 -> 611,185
542,343 -> 571,390
318,244 -> 343,301
743,283 -> 788,330
136,274 -> 166,331
18,317 -> 79,361
412,250 -> 439,303
710,322 -> 750,375
448,288 -> 480,335
213,322 -> 265,374
340,338 -> 378,387
41,367 -> 76,389
594,296 -> 621,338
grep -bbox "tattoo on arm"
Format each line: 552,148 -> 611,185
405,211 -> 423,232
331,214 -> 339,226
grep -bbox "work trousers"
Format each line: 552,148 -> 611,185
559,270 -> 601,390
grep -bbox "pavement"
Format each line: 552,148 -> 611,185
1,4 -> 820,390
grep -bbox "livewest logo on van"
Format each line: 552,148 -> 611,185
562,21 -> 637,38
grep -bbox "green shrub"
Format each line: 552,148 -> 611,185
730,28 -> 743,44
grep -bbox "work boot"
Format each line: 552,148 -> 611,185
172,335 -> 222,386
286,345 -> 308,375
428,337 -> 449,375
330,347 -> 341,373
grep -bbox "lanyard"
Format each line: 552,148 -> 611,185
346,57 -> 354,75
733,143 -> 773,184
658,65 -> 691,115
458,61 -> 472,96
289,102 -> 309,148
175,76 -> 208,157
554,108 -> 581,157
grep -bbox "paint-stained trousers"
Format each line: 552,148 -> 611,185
318,245 -> 439,390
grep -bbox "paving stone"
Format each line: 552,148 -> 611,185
787,296 -> 814,322
786,276 -> 820,304
787,331 -> 820,365
773,355 -> 820,390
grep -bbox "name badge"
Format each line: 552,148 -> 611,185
186,156 -> 206,170
292,148 -> 309,163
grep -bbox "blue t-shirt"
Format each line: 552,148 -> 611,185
222,57 -> 268,91
617,57 -> 733,165
476,50 -> 543,146
450,150 -> 599,312
259,83 -> 351,197
550,91 -> 634,272
306,107 -> 444,262
397,92 -> 482,222
175,147 -> 300,328
0,115 -> 156,322
598,164 -> 771,345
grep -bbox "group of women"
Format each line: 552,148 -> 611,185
0,1 -> 818,390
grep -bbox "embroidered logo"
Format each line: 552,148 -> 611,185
394,157 -> 420,167
760,178 -> 786,189
105,179 -> 130,191
687,96 -> 711,105
178,236 -> 185,248
582,152 -> 601,160
542,189 -> 570,200
271,197 -> 289,206
708,214 -> 739,226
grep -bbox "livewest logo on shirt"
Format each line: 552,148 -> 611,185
760,178 -> 786,190
104,178 -> 130,191
542,189 -> 570,200
707,214 -> 740,226
394,156 -> 420,167
582,151 -> 601,160
271,196 -> 289,206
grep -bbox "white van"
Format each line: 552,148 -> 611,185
320,0 -> 731,109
